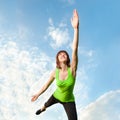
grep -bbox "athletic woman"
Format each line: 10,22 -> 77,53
31,9 -> 79,120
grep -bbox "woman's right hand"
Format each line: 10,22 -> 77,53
31,94 -> 39,102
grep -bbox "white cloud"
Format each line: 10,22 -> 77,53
46,18 -> 70,49
0,34 -> 56,120
78,90 -> 120,120
79,47 -> 95,57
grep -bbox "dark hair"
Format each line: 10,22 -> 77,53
56,50 -> 70,69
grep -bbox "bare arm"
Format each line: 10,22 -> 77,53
31,70 -> 55,102
71,9 -> 79,75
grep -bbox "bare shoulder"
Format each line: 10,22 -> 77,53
50,69 -> 56,78
46,69 -> 56,83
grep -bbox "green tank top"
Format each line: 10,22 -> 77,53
53,67 -> 75,102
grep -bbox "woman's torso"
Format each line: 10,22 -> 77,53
53,67 -> 76,102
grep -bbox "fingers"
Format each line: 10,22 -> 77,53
73,9 -> 78,17
31,95 -> 37,102
31,97 -> 35,102
74,9 -> 77,14
31,97 -> 36,102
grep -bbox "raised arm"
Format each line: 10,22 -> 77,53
71,9 -> 79,75
31,70 -> 55,102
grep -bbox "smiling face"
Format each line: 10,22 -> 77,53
58,52 -> 67,62
56,50 -> 70,68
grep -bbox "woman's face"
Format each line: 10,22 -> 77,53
58,52 -> 67,62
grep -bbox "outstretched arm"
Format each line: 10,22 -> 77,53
71,9 -> 79,75
31,70 -> 55,102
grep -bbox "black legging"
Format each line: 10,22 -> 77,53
44,95 -> 78,120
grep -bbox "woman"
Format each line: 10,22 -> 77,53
31,9 -> 79,120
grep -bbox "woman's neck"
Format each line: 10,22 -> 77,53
60,63 -> 68,71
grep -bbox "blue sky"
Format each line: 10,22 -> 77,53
0,0 -> 120,120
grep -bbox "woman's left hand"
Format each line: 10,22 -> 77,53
71,9 -> 79,29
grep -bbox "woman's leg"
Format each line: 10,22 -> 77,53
36,95 -> 59,115
63,102 -> 78,120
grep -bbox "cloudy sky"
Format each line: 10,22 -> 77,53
0,0 -> 120,120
